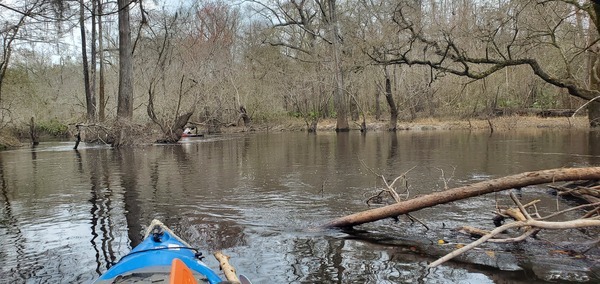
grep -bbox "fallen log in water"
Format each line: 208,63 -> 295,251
322,167 -> 600,229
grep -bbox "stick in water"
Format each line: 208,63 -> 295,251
214,251 -> 241,284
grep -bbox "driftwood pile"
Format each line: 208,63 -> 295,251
322,167 -> 600,269
550,180 -> 600,205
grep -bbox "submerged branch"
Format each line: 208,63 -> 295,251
428,218 -> 600,268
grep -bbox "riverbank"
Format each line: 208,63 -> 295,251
0,115 -> 590,148
0,129 -> 23,149
226,115 -> 590,133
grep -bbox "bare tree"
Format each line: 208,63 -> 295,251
251,0 -> 352,131
372,1 -> 600,126
143,11 -> 198,142
0,0 -> 71,131
382,66 -> 398,130
97,0 -> 106,122
0,0 -> 46,103
136,1 -> 242,140
117,0 -> 133,120
323,0 -> 349,131
79,0 -> 95,121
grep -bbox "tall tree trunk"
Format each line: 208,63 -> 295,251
80,0 -> 95,122
587,6 -> 599,126
90,0 -> 97,120
117,0 -> 134,120
328,0 -> 349,132
97,0 -> 106,122
589,5 -> 600,128
384,67 -> 398,131
0,38 -> 13,103
589,43 -> 600,127
350,96 -> 359,121
29,117 -> 39,146
375,83 -> 381,120
589,101 -> 600,127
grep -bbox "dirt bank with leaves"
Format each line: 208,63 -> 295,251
225,115 -> 589,133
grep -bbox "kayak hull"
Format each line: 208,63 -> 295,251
94,220 -> 223,284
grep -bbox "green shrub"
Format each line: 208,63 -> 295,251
36,119 -> 69,137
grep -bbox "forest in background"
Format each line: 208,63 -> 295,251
0,0 -> 597,144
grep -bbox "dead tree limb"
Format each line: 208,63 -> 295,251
360,159 -> 414,203
155,111 -> 194,143
359,161 -> 428,228
29,117 -> 39,146
428,218 -> 600,268
74,125 -> 81,150
322,167 -> 600,229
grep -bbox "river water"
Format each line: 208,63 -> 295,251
0,130 -> 599,283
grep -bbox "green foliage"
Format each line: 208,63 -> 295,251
532,91 -> 559,109
36,119 -> 69,137
288,111 -> 303,118
287,111 -> 322,120
497,98 -> 517,108
252,111 -> 286,124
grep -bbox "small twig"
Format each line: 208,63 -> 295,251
522,199 -> 541,208
321,177 -> 327,198
366,190 -> 387,206
359,159 -> 414,203
582,207 -> 600,219
571,95 -> 600,118
358,160 -> 426,228
487,228 -> 540,243
510,192 -> 533,220
540,201 -> 600,220
436,166 -> 456,190
406,213 -> 429,230
531,204 -> 542,219
456,226 -> 491,237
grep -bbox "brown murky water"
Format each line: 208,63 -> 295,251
0,130 -> 599,283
